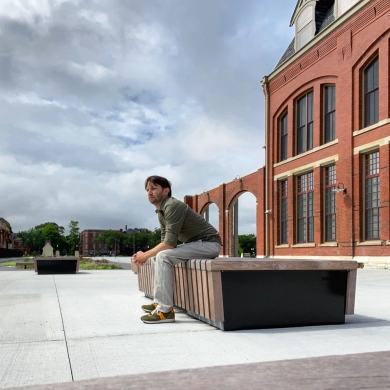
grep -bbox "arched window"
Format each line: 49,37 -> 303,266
296,6 -> 313,50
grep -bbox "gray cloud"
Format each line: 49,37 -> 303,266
0,0 -> 295,234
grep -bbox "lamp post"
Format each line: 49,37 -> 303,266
114,236 -> 117,258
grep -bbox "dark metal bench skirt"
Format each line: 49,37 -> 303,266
133,258 -> 357,331
34,257 -> 80,274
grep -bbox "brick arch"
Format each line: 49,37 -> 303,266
184,168 -> 265,257
226,190 -> 258,256
199,201 -> 220,216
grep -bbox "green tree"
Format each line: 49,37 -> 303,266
93,231 -> 125,254
147,228 -> 162,248
67,220 -> 80,255
35,222 -> 65,235
18,222 -> 68,254
238,234 -> 256,255
42,223 -> 67,252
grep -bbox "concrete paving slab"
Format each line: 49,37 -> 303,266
53,271 -> 213,339
0,275 -> 64,343
6,350 -> 390,390
66,316 -> 390,381
0,268 -> 389,389
0,341 -> 72,388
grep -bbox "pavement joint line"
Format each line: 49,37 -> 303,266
0,339 -> 66,346
53,275 -> 74,382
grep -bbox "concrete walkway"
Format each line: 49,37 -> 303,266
0,264 -> 389,389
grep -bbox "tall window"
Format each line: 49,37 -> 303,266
297,6 -> 313,50
324,85 -> 335,143
297,172 -> 314,243
338,0 -> 359,16
296,91 -> 314,155
280,112 -> 288,161
324,165 -> 337,241
364,152 -> 380,240
280,180 -> 288,244
364,57 -> 379,127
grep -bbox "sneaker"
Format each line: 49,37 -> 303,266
141,309 -> 175,324
141,302 -> 158,313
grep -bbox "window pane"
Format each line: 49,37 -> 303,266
324,86 -> 336,143
280,113 -> 288,161
325,86 -> 335,112
365,152 -> 380,240
280,180 -> 288,244
297,96 -> 306,127
297,127 -> 305,154
297,172 -> 314,243
325,165 -> 337,241
307,92 -> 313,122
307,122 -> 313,150
296,91 -> 314,154
364,58 -> 379,127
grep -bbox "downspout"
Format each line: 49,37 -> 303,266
261,76 -> 270,258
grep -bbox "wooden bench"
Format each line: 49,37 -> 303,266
34,256 -> 80,274
15,261 -> 35,269
134,258 -> 358,331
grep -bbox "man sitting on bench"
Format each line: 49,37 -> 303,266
132,175 -> 221,324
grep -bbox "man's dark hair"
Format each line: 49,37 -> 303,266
145,175 -> 172,197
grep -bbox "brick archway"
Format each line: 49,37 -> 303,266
184,168 -> 265,257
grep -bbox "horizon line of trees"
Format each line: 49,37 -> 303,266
16,221 -> 256,257
92,228 -> 162,256
17,221 -> 80,256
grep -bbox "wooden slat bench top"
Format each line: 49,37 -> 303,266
189,258 -> 358,271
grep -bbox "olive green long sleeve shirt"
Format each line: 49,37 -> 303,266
156,197 -> 222,247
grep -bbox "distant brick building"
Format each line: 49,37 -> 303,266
80,229 -> 121,256
0,218 -> 12,249
186,0 -> 390,267
11,234 -> 30,254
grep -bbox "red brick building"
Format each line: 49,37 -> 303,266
0,218 -> 12,249
80,229 -> 121,257
185,0 -> 390,267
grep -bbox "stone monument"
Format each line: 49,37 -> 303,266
42,240 -> 54,257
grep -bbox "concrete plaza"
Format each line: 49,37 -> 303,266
0,259 -> 390,389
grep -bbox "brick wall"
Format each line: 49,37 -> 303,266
185,0 -> 390,267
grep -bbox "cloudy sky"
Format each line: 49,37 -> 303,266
0,0 -> 295,235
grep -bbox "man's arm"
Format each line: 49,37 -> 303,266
132,242 -> 174,265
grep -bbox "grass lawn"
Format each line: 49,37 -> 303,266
79,258 -> 121,270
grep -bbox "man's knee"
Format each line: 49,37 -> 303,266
156,250 -> 170,263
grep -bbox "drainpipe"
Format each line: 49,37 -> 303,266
261,76 -> 270,258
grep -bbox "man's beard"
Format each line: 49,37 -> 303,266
149,193 -> 163,205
